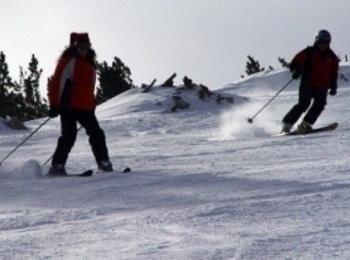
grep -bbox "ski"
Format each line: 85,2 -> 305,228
44,167 -> 131,178
69,169 -> 94,177
122,167 -> 131,173
96,167 -> 132,174
280,122 -> 338,136
45,169 -> 94,177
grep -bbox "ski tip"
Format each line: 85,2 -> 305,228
79,169 -> 94,177
330,122 -> 339,129
122,167 -> 131,173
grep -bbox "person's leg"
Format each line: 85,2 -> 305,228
77,111 -> 111,168
51,111 -> 78,169
282,86 -> 312,128
303,89 -> 328,125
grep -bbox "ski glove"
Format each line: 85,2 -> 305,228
48,107 -> 60,118
329,88 -> 337,96
291,70 -> 301,79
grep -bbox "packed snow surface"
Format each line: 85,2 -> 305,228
1,65 -> 350,259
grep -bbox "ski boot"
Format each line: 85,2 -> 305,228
297,121 -> 313,134
281,122 -> 293,133
47,164 -> 67,177
98,160 -> 114,172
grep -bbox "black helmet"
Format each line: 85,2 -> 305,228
315,29 -> 331,44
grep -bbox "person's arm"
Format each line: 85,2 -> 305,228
289,49 -> 307,79
47,57 -> 72,117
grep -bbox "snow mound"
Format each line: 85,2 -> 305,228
11,160 -> 42,179
0,160 -> 41,181
96,85 -> 247,120
221,69 -> 297,97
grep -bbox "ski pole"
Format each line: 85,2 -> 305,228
247,78 -> 294,123
0,117 -> 51,166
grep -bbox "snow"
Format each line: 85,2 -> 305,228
1,66 -> 350,259
0,117 -> 11,132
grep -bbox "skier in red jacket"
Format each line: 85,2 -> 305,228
47,32 -> 113,176
281,29 -> 339,133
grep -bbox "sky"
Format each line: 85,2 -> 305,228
1,0 -> 350,94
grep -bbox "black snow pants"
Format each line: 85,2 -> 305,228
51,109 -> 110,166
282,85 -> 328,126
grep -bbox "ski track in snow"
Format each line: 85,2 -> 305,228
1,68 -> 350,259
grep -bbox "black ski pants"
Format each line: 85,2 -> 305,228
52,109 -> 110,167
283,85 -> 328,125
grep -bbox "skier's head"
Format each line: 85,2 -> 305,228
315,29 -> 331,50
70,32 -> 91,48
59,32 -> 96,67
70,32 -> 91,57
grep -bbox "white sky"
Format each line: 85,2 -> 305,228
1,0 -> 350,93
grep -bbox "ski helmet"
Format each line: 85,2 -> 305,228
315,29 -> 331,44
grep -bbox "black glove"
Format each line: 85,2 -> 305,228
329,88 -> 337,96
48,107 -> 60,118
291,70 -> 301,79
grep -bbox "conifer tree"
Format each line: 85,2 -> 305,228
245,55 -> 264,75
0,51 -> 18,118
96,57 -> 133,104
0,51 -> 10,118
17,54 -> 47,120
278,57 -> 290,68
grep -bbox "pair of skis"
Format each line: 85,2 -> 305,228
46,167 -> 131,178
279,122 -> 338,136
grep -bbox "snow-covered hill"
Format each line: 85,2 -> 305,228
1,65 -> 350,259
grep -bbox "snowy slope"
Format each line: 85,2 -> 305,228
1,66 -> 350,259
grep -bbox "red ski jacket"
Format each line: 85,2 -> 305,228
290,46 -> 339,90
48,56 -> 96,111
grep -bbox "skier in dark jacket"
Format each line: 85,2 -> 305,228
47,32 -> 113,176
281,29 -> 339,133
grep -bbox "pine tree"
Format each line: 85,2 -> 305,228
17,54 -> 47,120
0,51 -> 18,118
96,57 -> 133,104
245,55 -> 264,75
278,57 -> 290,68
0,51 -> 10,118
